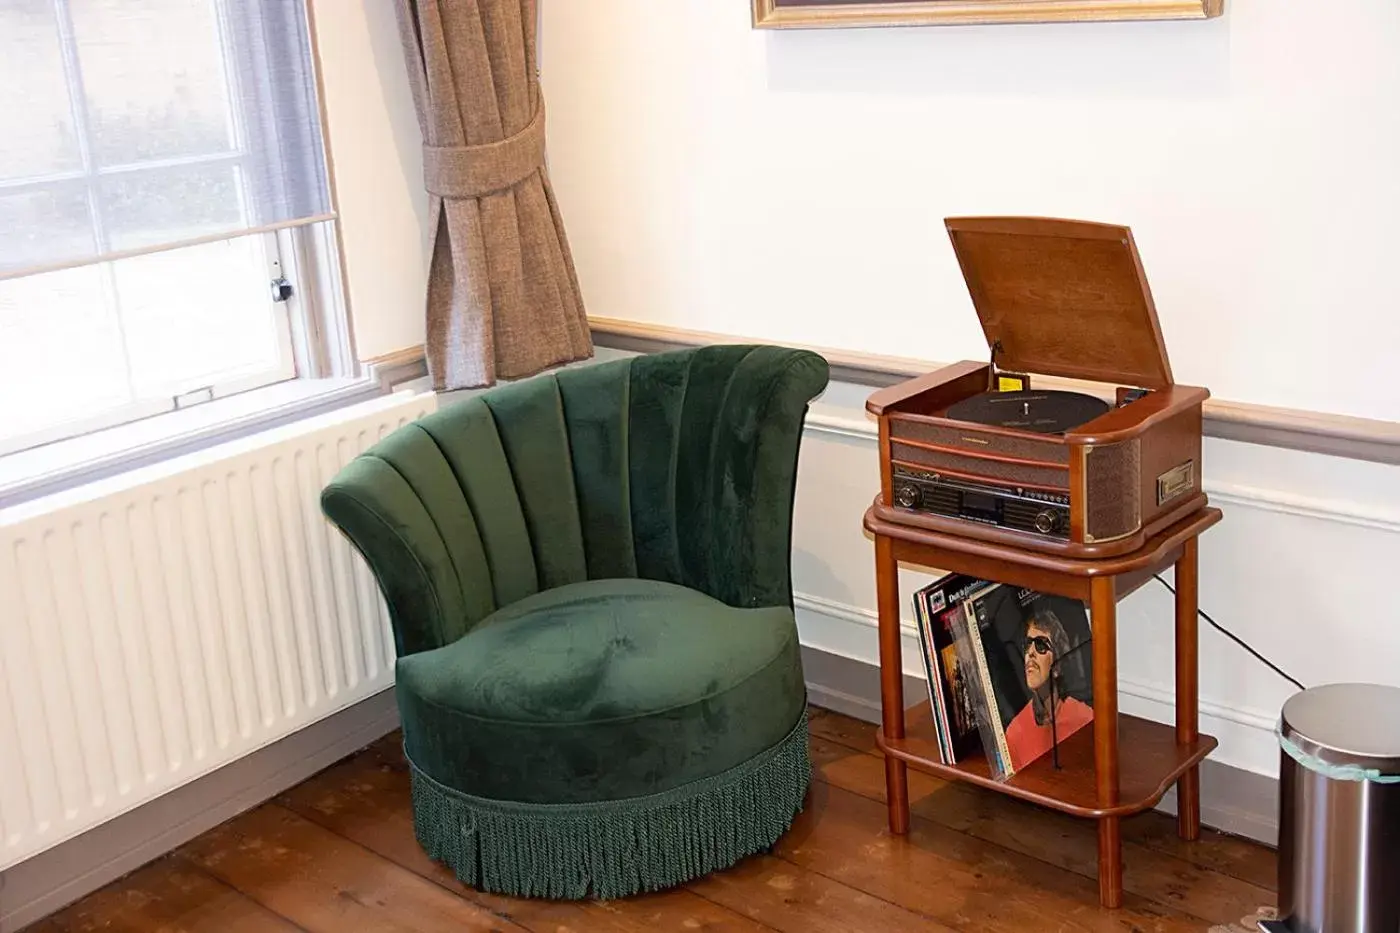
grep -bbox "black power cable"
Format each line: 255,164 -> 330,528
1152,573 -> 1306,692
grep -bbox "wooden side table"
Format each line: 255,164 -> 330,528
865,504 -> 1222,909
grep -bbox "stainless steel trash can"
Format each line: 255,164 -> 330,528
1261,683 -> 1400,933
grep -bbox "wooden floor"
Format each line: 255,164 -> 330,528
27,706 -> 1278,932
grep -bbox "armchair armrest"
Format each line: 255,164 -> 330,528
322,454 -> 479,657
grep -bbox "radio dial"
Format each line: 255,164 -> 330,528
894,483 -> 921,509
1033,509 -> 1062,535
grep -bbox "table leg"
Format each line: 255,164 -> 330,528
1174,537 -> 1202,842
1090,575 -> 1122,909
1098,818 -> 1123,910
875,534 -> 909,835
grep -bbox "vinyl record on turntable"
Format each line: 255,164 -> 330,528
945,389 -> 1109,434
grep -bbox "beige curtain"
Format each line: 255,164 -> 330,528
395,0 -> 592,390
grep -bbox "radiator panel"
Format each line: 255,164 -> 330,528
0,393 -> 434,869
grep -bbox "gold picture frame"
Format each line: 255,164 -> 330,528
752,0 -> 1223,28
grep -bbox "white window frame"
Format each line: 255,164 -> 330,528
0,0 -> 355,459
0,233 -> 302,458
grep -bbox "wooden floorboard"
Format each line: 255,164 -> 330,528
180,803 -> 530,932
26,705 -> 1279,932
278,739 -> 948,933
780,779 -> 1210,931
21,857 -> 305,933
275,745 -> 772,932
806,709 -> 1277,925
807,707 -> 1280,892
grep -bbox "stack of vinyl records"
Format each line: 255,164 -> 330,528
912,574 -> 1096,780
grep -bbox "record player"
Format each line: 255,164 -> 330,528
867,216 -> 1208,558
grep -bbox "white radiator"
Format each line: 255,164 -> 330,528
0,391 -> 436,869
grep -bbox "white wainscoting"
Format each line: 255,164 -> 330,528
0,391 -> 436,871
790,384 -> 1400,779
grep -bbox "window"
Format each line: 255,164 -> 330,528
0,0 -> 344,457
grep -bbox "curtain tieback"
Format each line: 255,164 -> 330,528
422,99 -> 547,199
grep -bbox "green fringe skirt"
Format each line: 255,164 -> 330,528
406,711 -> 812,900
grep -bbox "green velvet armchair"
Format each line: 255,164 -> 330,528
321,344 -> 829,900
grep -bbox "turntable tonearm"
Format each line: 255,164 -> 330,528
867,216 -> 1207,558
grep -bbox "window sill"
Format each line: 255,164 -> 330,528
0,377 -> 389,509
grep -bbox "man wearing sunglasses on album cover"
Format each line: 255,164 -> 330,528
1003,608 -> 1095,772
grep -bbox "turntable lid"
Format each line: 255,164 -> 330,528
944,216 -> 1174,390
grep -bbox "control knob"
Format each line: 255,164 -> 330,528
1032,509 -> 1062,535
894,483 -> 921,509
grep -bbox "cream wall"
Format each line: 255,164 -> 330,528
539,0 -> 1400,423
310,0 -> 429,361
309,1 -> 1400,783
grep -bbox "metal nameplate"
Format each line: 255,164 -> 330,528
1156,460 -> 1195,505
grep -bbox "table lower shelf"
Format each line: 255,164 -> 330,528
877,700 -> 1216,820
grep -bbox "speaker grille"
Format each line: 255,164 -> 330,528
1084,440 -> 1141,542
891,441 -> 1069,490
919,483 -> 961,517
889,417 -> 1070,464
1000,498 -> 1069,540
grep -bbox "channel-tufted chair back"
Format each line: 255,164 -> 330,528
322,345 -> 830,657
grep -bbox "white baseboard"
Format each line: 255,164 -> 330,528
807,681 -> 884,722
0,689 -> 400,933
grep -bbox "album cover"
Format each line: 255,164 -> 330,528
912,573 -> 988,765
937,612 -> 981,758
913,587 -> 951,763
953,583 -> 1094,778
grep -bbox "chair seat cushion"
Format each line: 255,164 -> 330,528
395,578 -> 806,804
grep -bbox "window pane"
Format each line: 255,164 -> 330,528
70,0 -> 235,166
114,235 -> 284,395
1,0 -> 329,274
0,264 -> 131,442
0,0 -> 81,180
0,234 -> 291,450
100,162 -> 245,252
0,186 -> 95,272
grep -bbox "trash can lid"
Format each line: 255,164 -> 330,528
1280,683 -> 1400,772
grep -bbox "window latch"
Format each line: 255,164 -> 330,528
173,386 -> 214,409
270,277 -> 294,303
